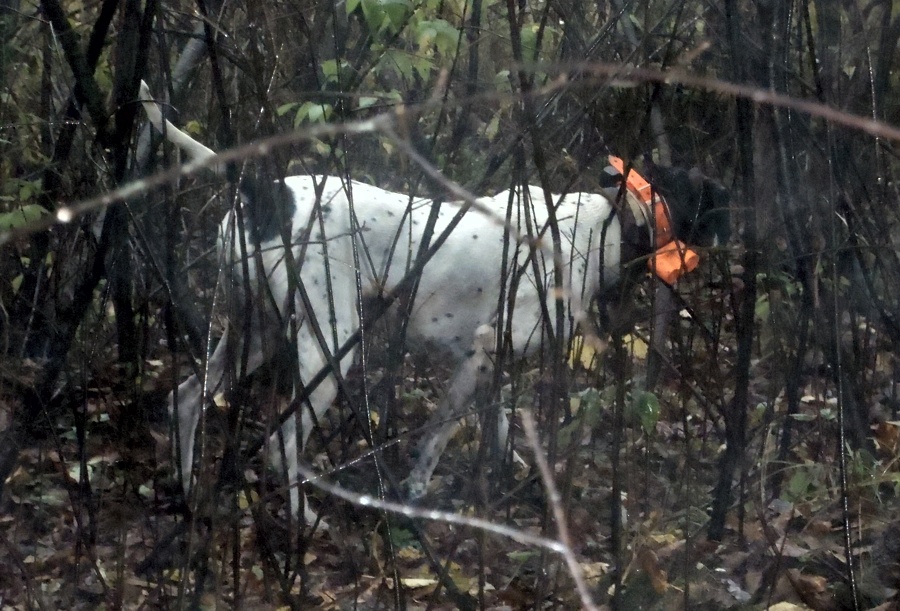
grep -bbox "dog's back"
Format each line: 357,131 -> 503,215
228,174 -> 622,362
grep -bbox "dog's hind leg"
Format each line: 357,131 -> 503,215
406,324 -> 496,500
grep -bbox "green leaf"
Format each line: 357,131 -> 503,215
183,120 -> 204,136
520,24 -> 539,62
381,0 -> 412,31
754,295 -> 770,320
508,550 -> 539,563
321,59 -> 340,82
358,96 -> 380,109
379,49 -> 417,81
785,470 -> 811,501
276,102 -> 299,116
313,139 -> 334,156
412,55 -> 434,80
359,0 -> 379,28
388,527 -> 416,548
321,59 -> 354,85
578,388 -> 604,417
558,388 -> 604,448
292,102 -> 333,127
2,178 -> 42,201
630,390 -> 661,435
360,0 -> 411,34
494,69 -> 512,92
307,103 -> 330,123
485,114 -> 501,141
417,19 -> 460,56
789,412 -> 816,422
0,204 -> 49,231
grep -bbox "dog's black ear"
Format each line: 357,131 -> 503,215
648,163 -> 730,247
238,175 -> 297,245
598,165 -> 624,189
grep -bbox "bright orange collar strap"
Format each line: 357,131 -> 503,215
607,156 -> 700,284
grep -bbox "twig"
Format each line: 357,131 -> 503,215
291,462 -> 566,553
521,410 -> 600,611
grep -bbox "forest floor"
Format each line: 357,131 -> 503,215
1,333 -> 899,610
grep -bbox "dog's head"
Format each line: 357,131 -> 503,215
646,164 -> 730,248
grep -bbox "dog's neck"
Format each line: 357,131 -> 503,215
603,157 -> 711,285
596,182 -> 652,262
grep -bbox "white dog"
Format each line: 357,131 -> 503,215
139,82 -> 728,522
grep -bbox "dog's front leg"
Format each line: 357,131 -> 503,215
168,325 -> 233,497
406,324 -> 496,500
266,319 -> 352,527
168,321 -> 270,498
266,379 -> 338,528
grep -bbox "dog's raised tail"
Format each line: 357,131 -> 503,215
139,80 -> 222,174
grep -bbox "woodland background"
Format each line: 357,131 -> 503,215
1,0 -> 900,608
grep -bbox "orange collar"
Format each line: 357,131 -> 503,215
607,156 -> 699,284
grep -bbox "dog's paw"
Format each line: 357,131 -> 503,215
303,502 -> 330,532
402,474 -> 430,503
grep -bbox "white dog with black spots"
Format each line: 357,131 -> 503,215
139,82 -> 729,524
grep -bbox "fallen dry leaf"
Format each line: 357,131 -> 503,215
637,547 -> 668,594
